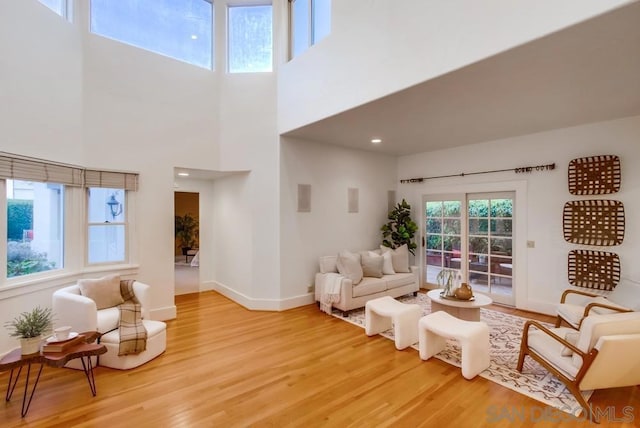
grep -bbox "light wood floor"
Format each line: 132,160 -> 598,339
1,291 -> 638,427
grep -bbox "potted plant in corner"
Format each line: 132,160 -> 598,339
175,213 -> 198,256
381,199 -> 418,255
4,306 -> 54,355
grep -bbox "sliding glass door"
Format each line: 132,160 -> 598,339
423,192 -> 515,306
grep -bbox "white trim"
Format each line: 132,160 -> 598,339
209,280 -> 314,311
149,305 -> 177,321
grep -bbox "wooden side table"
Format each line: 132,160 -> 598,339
0,331 -> 106,417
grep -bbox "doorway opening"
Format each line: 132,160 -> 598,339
174,191 -> 200,295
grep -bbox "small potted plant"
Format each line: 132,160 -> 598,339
4,306 -> 54,355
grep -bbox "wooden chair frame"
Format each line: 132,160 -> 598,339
517,320 -> 600,422
555,289 -> 632,329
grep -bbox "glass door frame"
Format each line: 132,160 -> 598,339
421,192 -> 515,306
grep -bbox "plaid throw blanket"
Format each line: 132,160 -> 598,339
118,280 -> 148,356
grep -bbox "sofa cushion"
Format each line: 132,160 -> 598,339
361,252 -> 383,278
380,244 -> 410,273
337,251 -> 363,285
380,251 -> 395,275
78,274 -> 124,310
384,272 -> 416,289
353,277 -> 386,297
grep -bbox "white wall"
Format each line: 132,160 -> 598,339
278,0 -> 632,133
397,115 -> 640,315
0,0 -> 82,162
280,138 -> 398,302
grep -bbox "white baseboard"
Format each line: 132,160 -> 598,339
205,280 -> 314,311
150,305 -> 177,321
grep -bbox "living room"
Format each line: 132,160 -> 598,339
0,0 -> 639,424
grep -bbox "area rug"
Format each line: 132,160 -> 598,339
331,293 -> 592,416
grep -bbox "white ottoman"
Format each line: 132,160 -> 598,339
99,320 -> 167,370
365,296 -> 421,350
418,311 -> 489,380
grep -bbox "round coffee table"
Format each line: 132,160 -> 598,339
426,289 -> 493,321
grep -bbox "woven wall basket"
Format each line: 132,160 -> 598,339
568,250 -> 620,290
562,200 -> 625,246
568,155 -> 621,195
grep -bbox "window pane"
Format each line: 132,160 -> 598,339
426,201 -> 442,217
292,0 -> 310,57
90,0 -> 213,69
469,219 -> 488,235
468,199 -> 489,217
443,201 -> 461,217
39,0 -> 66,17
228,5 -> 273,73
312,0 -> 331,43
443,219 -> 460,235
426,235 -> 442,251
491,199 -> 513,217
426,218 -> 441,234
88,225 -> 125,264
6,180 -> 63,278
490,219 -> 512,237
89,188 -> 125,223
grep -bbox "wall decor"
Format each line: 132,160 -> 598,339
568,155 -> 620,195
562,199 -> 625,246
568,250 -> 620,290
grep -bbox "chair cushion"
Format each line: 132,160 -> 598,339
589,296 -> 630,314
572,312 -> 640,367
527,327 -> 579,378
556,303 -> 584,328
97,307 -> 120,334
78,274 -> 124,310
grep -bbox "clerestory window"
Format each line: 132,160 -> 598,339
90,0 -> 214,69
227,4 -> 273,73
289,0 -> 331,59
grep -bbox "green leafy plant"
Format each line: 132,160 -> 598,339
6,241 -> 56,278
4,306 -> 54,338
175,213 -> 199,251
381,199 -> 418,255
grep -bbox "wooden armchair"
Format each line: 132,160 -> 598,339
517,311 -> 640,422
555,279 -> 640,329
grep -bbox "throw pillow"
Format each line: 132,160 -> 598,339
561,331 -> 580,357
380,244 -> 410,273
361,252 -> 384,278
336,251 -> 363,285
78,274 -> 124,310
371,250 -> 395,275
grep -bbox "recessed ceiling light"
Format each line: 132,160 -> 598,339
178,172 -> 189,177
371,138 -> 382,144
191,35 -> 198,40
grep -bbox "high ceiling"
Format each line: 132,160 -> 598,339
282,2 -> 640,156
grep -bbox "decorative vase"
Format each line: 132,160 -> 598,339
454,283 -> 474,300
20,336 -> 42,355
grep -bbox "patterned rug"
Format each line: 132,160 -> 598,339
331,293 -> 592,415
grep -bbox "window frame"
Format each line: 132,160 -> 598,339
288,0 -> 331,60
86,187 -> 129,266
226,2 -> 274,73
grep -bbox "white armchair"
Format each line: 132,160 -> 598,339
517,311 -> 640,422
53,281 -> 151,335
52,280 -> 166,370
556,279 -> 640,329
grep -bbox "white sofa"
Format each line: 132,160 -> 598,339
314,252 -> 419,316
52,281 -> 166,370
